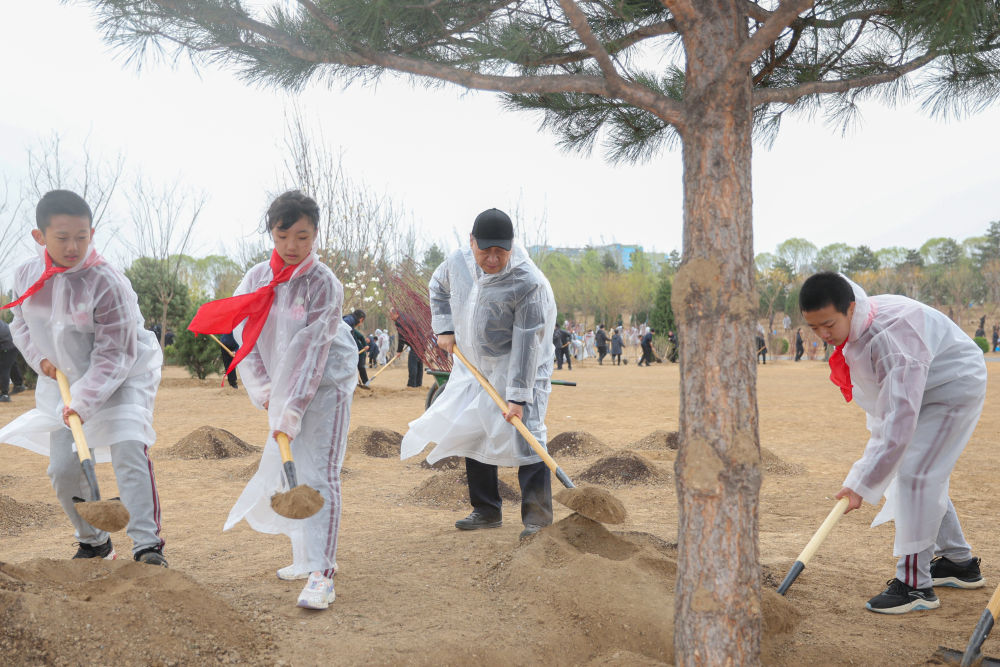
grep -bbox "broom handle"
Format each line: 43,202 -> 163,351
366,350 -> 403,385
208,333 -> 235,356
452,347 -> 574,488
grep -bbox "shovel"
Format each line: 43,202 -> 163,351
777,496 -> 849,595
269,432 -> 324,519
54,369 -> 130,533
452,346 -> 574,489
935,583 -> 1000,666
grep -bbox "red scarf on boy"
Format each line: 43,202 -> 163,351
1,252 -> 68,310
188,250 -> 301,376
828,342 -> 852,402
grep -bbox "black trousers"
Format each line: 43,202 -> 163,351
612,353 -> 621,365
0,347 -> 16,394
597,345 -> 607,364
465,457 -> 553,527
220,348 -> 238,388
356,355 -> 369,384
555,346 -> 572,370
407,349 -> 423,387
638,344 -> 654,366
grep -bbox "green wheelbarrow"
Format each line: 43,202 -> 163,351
424,369 -> 576,410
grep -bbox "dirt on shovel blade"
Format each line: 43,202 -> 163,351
555,486 -> 628,524
270,485 -> 324,519
75,499 -> 130,532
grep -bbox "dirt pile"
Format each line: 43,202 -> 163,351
0,495 -> 58,536
547,431 -> 608,457
349,426 -> 403,458
165,426 -> 259,460
0,558 -> 273,666
407,469 -> 519,508
486,513 -> 798,664
578,451 -> 667,487
631,429 -> 680,450
419,456 -> 463,470
555,486 -> 628,524
761,448 -> 805,476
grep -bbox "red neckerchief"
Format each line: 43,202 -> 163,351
2,252 -> 69,310
829,341 -> 852,402
188,250 -> 302,376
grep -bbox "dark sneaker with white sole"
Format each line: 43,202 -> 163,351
931,556 -> 985,588
73,539 -> 117,560
866,578 -> 939,614
135,547 -> 168,567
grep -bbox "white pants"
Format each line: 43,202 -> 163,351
894,499 -> 972,589
48,429 -> 163,555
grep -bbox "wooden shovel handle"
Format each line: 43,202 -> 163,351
208,334 -> 235,356
55,369 -> 92,464
796,497 -> 849,565
452,347 -> 562,475
366,350 -> 403,385
276,432 -> 293,464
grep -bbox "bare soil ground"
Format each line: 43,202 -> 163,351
2,357 -> 1000,665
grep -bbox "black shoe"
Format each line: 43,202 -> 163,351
11,385 -> 27,395
135,546 -> 169,567
519,524 -> 544,539
455,511 -> 502,531
865,578 -> 939,614
0,394 -> 9,402
73,539 -> 116,560
931,556 -> 985,589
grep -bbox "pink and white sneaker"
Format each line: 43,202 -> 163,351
296,572 -> 335,610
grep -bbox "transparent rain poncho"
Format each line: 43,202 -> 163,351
841,278 -> 986,556
222,253 -> 357,574
0,245 -> 162,461
400,244 -> 557,467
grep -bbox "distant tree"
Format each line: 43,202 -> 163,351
125,257 -> 190,338
814,243 -> 855,273
774,238 -> 816,277
902,249 -> 925,268
974,221 -> 1000,267
421,244 -> 447,278
170,299 -> 221,379
600,250 -> 619,273
650,273 -> 676,336
664,249 -> 681,275
874,246 -> 908,269
921,237 -> 963,266
845,246 -> 880,275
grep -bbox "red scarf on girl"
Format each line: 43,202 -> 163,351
188,250 -> 300,376
2,252 -> 69,310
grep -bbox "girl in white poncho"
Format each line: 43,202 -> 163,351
801,272 -> 986,615
189,191 -> 356,610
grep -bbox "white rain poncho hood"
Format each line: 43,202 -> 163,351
223,253 -> 357,574
0,245 -> 162,461
401,243 -> 557,467
840,277 -> 986,555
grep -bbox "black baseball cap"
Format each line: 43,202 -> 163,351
471,208 -> 514,251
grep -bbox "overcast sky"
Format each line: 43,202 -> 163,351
2,0 -> 998,271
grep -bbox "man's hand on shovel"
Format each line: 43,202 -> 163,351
62,406 -> 81,427
835,486 -> 863,513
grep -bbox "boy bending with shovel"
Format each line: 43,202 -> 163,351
800,272 -> 986,614
0,190 -> 166,565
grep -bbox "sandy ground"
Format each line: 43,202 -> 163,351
2,356 -> 1000,665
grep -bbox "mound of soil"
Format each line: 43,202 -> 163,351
486,513 -> 798,664
0,558 -> 274,665
631,429 -> 680,450
407,469 -> 519,508
419,456 -> 463,470
577,451 -> 667,487
761,448 -> 805,476
547,431 -> 608,457
165,426 -> 259,460
348,426 -> 404,458
0,495 -> 58,536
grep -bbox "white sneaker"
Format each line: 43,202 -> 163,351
296,572 -> 335,610
278,562 -> 336,581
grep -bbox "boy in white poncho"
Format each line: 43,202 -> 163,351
188,190 -> 357,610
0,190 -> 165,565
800,272 -> 986,615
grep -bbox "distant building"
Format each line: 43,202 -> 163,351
528,243 -> 670,270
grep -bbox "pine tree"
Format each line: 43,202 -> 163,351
79,2 -> 1000,662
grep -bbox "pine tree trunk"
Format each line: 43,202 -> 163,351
672,3 -> 762,664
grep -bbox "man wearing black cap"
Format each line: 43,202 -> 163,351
400,208 -> 558,539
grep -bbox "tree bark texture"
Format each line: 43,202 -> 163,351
672,3 -> 761,665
